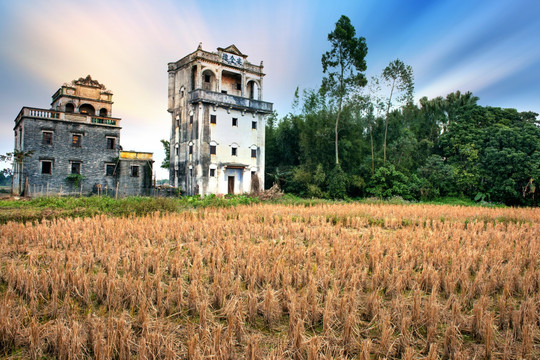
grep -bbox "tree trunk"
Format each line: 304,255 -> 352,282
370,129 -> 374,174
335,109 -> 341,165
384,80 -> 395,165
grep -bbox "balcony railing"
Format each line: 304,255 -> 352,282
189,89 -> 273,113
15,107 -> 121,127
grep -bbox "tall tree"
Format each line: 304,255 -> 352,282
321,15 -> 368,165
381,59 -> 414,164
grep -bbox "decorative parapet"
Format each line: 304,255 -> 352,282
189,89 -> 273,113
14,107 -> 121,128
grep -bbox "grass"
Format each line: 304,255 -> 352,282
0,193 -> 513,225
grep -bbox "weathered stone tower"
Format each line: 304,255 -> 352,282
167,44 -> 273,195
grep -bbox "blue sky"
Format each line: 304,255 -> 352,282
1,0 -> 539,178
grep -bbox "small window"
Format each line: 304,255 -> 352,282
204,74 -> 210,83
231,147 -> 237,156
106,137 -> 116,150
176,115 -> 180,127
189,144 -> 193,155
72,134 -> 82,147
65,103 -> 74,113
42,131 -> 53,145
175,146 -> 179,156
221,90 -> 228,94
252,121 -> 257,130
131,166 -> 139,177
210,115 -> 216,124
251,149 -> 257,158
232,118 -> 238,127
210,168 -> 216,177
71,162 -> 81,175
236,83 -> 241,91
105,164 -> 115,176
190,115 -> 193,125
210,145 -> 216,155
41,161 -> 52,174
189,168 -> 193,177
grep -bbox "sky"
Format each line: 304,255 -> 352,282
1,0 -> 539,179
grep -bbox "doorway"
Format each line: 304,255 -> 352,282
228,176 -> 235,194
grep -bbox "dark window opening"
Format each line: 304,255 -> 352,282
210,145 -> 216,155
221,90 -> 228,94
65,103 -> 74,113
232,118 -> 238,126
231,147 -> 237,156
71,162 -> 81,175
131,166 -> 139,177
210,168 -> 216,177
175,146 -> 179,156
99,108 -> 107,117
190,115 -> 193,125
79,104 -> 95,116
251,149 -> 257,158
107,137 -> 116,150
41,161 -> 52,174
72,134 -> 82,147
42,131 -> 53,145
189,168 -> 193,177
106,164 -> 115,176
252,121 -> 257,130
210,115 -> 216,124
204,74 -> 210,83
189,144 -> 193,155
236,83 -> 241,91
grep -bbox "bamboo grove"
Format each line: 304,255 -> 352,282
1,203 -> 539,359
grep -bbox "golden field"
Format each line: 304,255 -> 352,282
0,203 -> 538,359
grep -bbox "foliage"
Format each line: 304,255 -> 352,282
366,164 -> 411,199
160,139 -> 170,169
327,164 -> 348,199
321,15 -> 368,165
65,173 -> 85,188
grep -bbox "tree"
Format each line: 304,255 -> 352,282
160,139 -> 170,169
381,59 -> 414,164
0,150 -> 34,194
321,15 -> 368,165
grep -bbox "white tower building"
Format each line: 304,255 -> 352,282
167,44 -> 273,195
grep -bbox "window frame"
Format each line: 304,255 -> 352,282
209,168 -> 216,177
42,131 -> 53,145
41,160 -> 52,174
106,136 -> 116,150
231,147 -> 238,156
232,117 -> 238,127
131,165 -> 140,177
105,163 -> 116,176
210,114 -> 216,124
70,162 -> 81,175
72,134 -> 82,148
251,148 -> 257,158
252,121 -> 257,130
210,144 -> 216,155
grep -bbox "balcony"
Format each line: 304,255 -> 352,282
189,89 -> 273,114
15,107 -> 121,127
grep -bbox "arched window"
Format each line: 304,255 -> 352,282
246,80 -> 260,100
99,108 -> 107,117
65,103 -> 74,113
201,69 -> 216,91
79,104 -> 95,115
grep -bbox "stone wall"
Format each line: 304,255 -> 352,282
17,117 -> 120,195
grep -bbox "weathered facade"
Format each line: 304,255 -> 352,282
167,44 -> 273,195
12,76 -> 153,196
